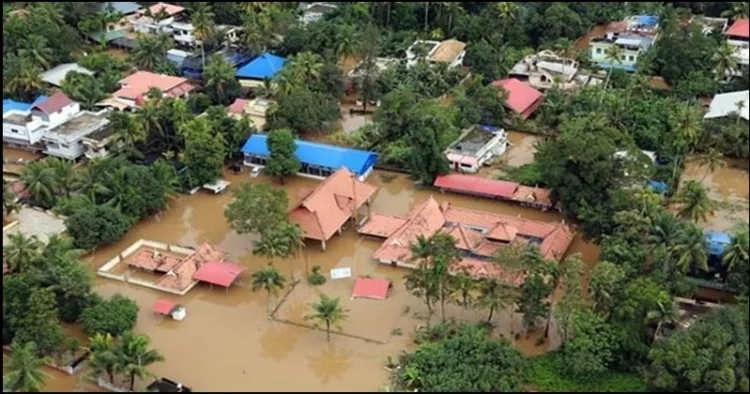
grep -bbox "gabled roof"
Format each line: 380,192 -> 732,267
235,53 -> 286,79
434,174 -> 519,199
491,78 -> 544,119
99,2 -> 141,15
144,2 -> 184,17
241,134 -> 378,177
428,39 -> 466,63
152,299 -> 178,315
704,90 -> 749,121
3,96 -> 48,115
192,260 -> 246,287
725,18 -> 749,38
32,92 -> 74,114
115,71 -> 193,100
352,277 -> 391,300
289,168 -> 378,241
40,63 -> 93,87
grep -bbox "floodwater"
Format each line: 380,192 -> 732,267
3,147 -> 41,176
42,169 -> 599,392
476,130 -> 541,179
681,157 -> 750,232
338,106 -> 372,134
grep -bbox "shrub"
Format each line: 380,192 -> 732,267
80,294 -> 139,337
65,205 -> 131,250
307,265 -> 326,286
528,353 -> 646,392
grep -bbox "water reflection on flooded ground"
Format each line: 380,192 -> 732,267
476,131 -> 541,179
681,158 -> 750,232
44,168 -> 599,391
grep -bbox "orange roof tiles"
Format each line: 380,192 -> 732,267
369,197 -> 575,277
115,71 -> 193,100
289,168 -> 378,241
452,258 -> 526,287
144,2 -> 184,17
359,214 -> 409,238
129,243 -> 227,292
513,185 -> 553,208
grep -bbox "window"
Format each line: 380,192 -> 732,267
460,163 -> 473,169
628,55 -> 635,62
595,48 -> 602,54
621,55 -> 627,61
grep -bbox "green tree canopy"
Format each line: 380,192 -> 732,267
179,117 -> 227,186
224,182 -> 289,235
80,294 -> 139,337
65,204 -> 131,250
264,128 -> 301,184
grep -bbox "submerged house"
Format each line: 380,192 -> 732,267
235,53 -> 286,88
509,50 -> 601,91
359,197 -> 574,286
725,18 -> 749,72
241,134 -> 378,181
434,174 -> 555,211
590,15 -> 659,73
444,124 -> 508,173
227,98 -> 273,130
289,168 -> 378,250
491,78 -> 544,120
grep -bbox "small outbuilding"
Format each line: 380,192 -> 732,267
152,299 -> 187,321
351,277 -> 392,300
193,260 -> 247,288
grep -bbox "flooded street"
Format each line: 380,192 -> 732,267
42,169 -> 598,392
681,157 -> 750,232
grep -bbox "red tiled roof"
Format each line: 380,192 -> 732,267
451,258 -> 526,287
512,185 -> 553,208
152,299 -> 177,315
486,223 -> 519,242
228,98 -> 251,114
144,2 -> 184,16
435,174 -> 519,199
491,78 -> 544,119
446,224 -> 482,251
371,198 -> 446,263
726,19 -> 749,38
289,168 -> 378,241
193,260 -> 246,287
358,214 -> 409,238
115,71 -> 191,100
33,92 -> 73,114
352,277 -> 391,300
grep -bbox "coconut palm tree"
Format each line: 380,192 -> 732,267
115,332 -> 164,391
476,278 -> 512,324
645,300 -> 681,342
649,212 -> 682,251
132,34 -> 174,71
20,160 -> 57,208
3,181 -> 20,217
734,99 -> 747,125
253,229 -> 291,264
713,41 -> 739,82
47,157 -> 77,198
18,35 -> 54,69
86,333 -> 119,385
723,227 -> 749,272
251,264 -> 287,313
675,180 -> 715,223
289,52 -> 324,83
73,165 -> 112,204
305,294 -> 349,341
449,269 -> 478,309
441,2 -> 463,33
335,24 -> 360,65
277,221 -> 306,277
669,102 -> 704,149
3,233 -> 42,274
602,44 -> 624,89
237,2 -> 271,14
151,159 -> 180,198
671,225 -> 709,273
191,4 -> 215,70
6,58 -> 44,102
203,54 -> 237,105
697,148 -> 727,180
5,342 -> 49,393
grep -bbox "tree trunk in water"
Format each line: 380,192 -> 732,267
439,285 -> 446,323
386,3 -> 391,27
326,321 -> 331,341
544,312 -> 552,338
130,373 -> 135,391
266,289 -> 272,314
653,322 -> 662,343
487,304 -> 495,323
108,370 -> 115,384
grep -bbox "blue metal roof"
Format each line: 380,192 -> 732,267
596,61 -> 637,73
235,53 -> 286,79
3,96 -> 48,115
705,231 -> 732,256
99,2 -> 141,15
241,134 -> 378,177
636,15 -> 659,29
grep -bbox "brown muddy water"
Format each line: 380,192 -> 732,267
476,131 -> 542,179
41,169 -> 598,392
681,157 -> 750,232
3,147 -> 41,177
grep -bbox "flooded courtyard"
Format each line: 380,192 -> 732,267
681,157 -> 750,232
42,169 -> 598,392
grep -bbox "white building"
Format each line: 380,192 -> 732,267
445,125 -> 508,173
590,32 -> 655,72
170,22 -> 242,47
406,39 -> 466,69
509,50 -> 602,91
299,2 -> 339,25
725,19 -> 749,73
2,92 -> 110,160
704,90 -> 750,121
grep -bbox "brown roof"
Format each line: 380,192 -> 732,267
289,168 -> 378,241
33,92 -> 73,114
115,71 -> 192,100
358,214 -> 409,238
429,39 -> 466,63
368,197 -> 574,269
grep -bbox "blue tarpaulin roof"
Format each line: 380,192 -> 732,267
3,96 -> 48,115
705,231 -> 732,256
241,134 -> 378,177
636,15 -> 659,29
235,53 -> 286,79
99,2 -> 141,15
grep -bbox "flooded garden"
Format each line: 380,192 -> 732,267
681,157 -> 750,232
35,168 -> 599,392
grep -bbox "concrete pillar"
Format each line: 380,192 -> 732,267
321,240 -> 326,251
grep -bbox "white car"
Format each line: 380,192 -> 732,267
250,167 -> 262,178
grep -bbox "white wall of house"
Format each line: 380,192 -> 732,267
43,139 -> 86,160
3,117 -> 45,146
590,41 -> 641,67
132,16 -> 174,35
446,130 -> 508,173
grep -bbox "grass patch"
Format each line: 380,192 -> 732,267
527,353 -> 646,392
